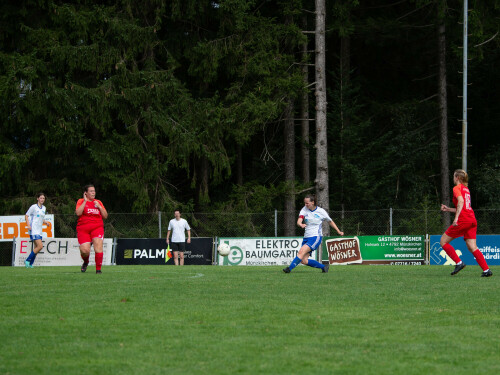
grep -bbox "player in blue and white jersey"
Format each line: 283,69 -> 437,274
283,194 -> 343,273
24,192 -> 50,268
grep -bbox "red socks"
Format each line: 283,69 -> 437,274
472,249 -> 489,271
95,252 -> 103,271
443,244 -> 489,271
442,243 -> 461,264
81,254 -> 90,264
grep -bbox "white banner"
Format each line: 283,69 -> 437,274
218,237 -> 303,266
0,215 -> 55,242
13,237 -> 113,267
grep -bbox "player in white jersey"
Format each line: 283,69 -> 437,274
24,192 -> 50,268
166,209 -> 191,266
283,194 -> 343,273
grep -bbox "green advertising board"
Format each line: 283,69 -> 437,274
322,235 -> 425,265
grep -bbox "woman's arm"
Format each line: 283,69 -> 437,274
94,201 -> 108,219
452,197 -> 464,226
297,217 -> 306,229
329,220 -> 344,236
440,204 -> 456,213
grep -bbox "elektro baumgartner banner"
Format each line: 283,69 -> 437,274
322,235 -> 425,265
13,237 -> 113,267
217,237 -> 303,266
429,235 -> 500,266
0,215 -> 54,242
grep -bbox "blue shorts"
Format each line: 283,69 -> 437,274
302,236 -> 322,252
30,235 -> 43,241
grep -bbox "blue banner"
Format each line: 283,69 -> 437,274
429,235 -> 500,265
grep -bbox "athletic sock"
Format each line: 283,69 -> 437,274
26,251 -> 35,264
442,243 -> 461,264
81,254 -> 90,264
472,249 -> 489,271
95,252 -> 103,271
307,259 -> 325,269
29,251 -> 37,265
288,256 -> 302,271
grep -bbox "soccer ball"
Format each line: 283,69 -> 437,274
218,242 -> 231,256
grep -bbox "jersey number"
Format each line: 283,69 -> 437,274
464,193 -> 471,210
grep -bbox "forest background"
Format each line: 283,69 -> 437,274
1,0 -> 499,235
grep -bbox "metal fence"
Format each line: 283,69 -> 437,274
50,209 -> 500,238
2,209 -> 499,266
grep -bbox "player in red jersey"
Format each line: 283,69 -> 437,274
75,184 -> 108,274
440,169 -> 492,277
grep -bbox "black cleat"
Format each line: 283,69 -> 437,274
322,264 -> 330,273
81,262 -> 88,273
96,270 -> 102,274
283,267 -> 291,273
481,269 -> 493,277
451,262 -> 466,275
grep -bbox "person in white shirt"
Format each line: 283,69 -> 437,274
24,192 -> 50,268
166,209 -> 191,266
283,194 -> 343,273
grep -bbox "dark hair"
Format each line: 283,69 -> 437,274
304,194 -> 316,204
36,192 -> 46,199
174,209 -> 181,214
83,184 -> 95,193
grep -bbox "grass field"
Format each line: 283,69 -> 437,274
1,265 -> 499,375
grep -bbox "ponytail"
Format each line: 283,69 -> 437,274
454,169 -> 469,186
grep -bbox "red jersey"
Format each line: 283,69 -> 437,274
452,184 -> 476,223
76,199 -> 105,227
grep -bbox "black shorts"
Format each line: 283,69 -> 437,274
170,242 -> 186,252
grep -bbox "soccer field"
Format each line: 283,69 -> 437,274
1,265 -> 498,375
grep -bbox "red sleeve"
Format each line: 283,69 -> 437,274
76,199 -> 84,210
97,200 -> 106,210
453,185 -> 462,199
299,215 -> 305,219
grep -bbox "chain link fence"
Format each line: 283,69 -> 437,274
49,209 -> 500,238
2,209 -> 500,265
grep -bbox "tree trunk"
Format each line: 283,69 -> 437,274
195,156 -> 210,207
340,33 -> 350,206
300,14 -> 311,184
315,0 -> 330,235
437,11 -> 450,228
284,101 -> 296,236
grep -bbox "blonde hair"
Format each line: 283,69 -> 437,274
454,169 -> 468,186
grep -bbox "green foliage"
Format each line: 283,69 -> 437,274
1,0 -> 499,217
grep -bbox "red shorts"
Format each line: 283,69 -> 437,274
445,221 -> 477,240
77,223 -> 104,245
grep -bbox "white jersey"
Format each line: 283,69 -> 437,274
26,204 -> 46,236
168,218 -> 190,242
299,206 -> 332,238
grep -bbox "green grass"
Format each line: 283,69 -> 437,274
1,265 -> 499,375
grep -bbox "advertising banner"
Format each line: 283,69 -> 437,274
322,235 -> 425,265
115,238 -> 213,265
13,237 -> 112,266
429,235 -> 500,265
0,215 -> 54,242
217,237 -> 303,266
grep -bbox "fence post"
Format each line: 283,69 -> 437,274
275,209 -> 278,237
12,237 -> 16,266
425,208 -> 428,234
390,208 -> 393,235
158,211 -> 162,238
